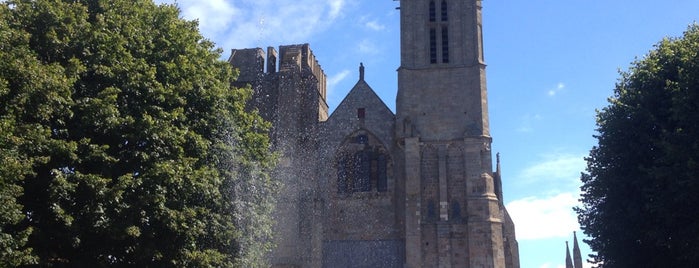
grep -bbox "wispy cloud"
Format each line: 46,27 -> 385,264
172,0 -> 238,36
365,20 -> 386,31
327,69 -> 351,97
548,82 -> 566,96
328,0 -> 346,20
156,0 -> 347,50
507,192 -> 580,240
516,113 -> 541,133
358,39 -> 379,55
519,152 -> 586,185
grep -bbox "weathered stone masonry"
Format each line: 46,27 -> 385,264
229,1 -> 519,267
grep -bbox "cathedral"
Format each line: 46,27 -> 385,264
228,0 -> 519,267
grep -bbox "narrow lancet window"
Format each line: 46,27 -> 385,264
441,0 -> 448,21
441,26 -> 449,63
430,28 -> 437,64
429,1 -> 436,22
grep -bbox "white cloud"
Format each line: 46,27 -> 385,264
156,0 -> 346,50
507,192 -> 580,240
174,0 -> 238,36
327,69 -> 351,96
507,151 -> 588,240
328,0 -> 346,20
365,20 -> 386,31
548,82 -> 566,96
519,152 -> 585,185
358,39 -> 379,55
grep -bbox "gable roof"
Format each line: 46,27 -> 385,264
327,65 -> 394,122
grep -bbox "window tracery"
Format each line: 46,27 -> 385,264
336,132 -> 390,195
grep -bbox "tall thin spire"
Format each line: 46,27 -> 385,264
565,241 -> 574,268
573,231 -> 583,268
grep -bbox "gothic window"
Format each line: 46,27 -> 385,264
336,133 -> 390,195
441,0 -> 448,21
441,26 -> 449,63
429,1 -> 436,22
429,28 -> 437,64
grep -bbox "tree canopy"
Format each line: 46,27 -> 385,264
0,0 -> 276,267
577,24 -> 699,267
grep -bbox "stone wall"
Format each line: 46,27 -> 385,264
229,44 -> 330,268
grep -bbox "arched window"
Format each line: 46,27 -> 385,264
336,132 -> 390,195
429,1 -> 436,22
429,28 -> 437,64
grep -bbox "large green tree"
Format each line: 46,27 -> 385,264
577,24 -> 699,267
0,0 -> 276,267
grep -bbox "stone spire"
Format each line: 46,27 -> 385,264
565,241 -> 574,268
573,231 -> 583,268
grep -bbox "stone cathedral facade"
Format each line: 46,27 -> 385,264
228,0 -> 519,267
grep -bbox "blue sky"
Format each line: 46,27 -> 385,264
155,0 -> 699,267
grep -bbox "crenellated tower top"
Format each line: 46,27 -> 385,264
229,44 -> 327,103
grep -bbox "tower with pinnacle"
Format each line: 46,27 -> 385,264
397,0 -> 517,267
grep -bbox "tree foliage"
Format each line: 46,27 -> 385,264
0,0 -> 276,266
577,24 -> 699,268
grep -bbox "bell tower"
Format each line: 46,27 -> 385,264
396,0 -> 488,139
396,0 -> 512,267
